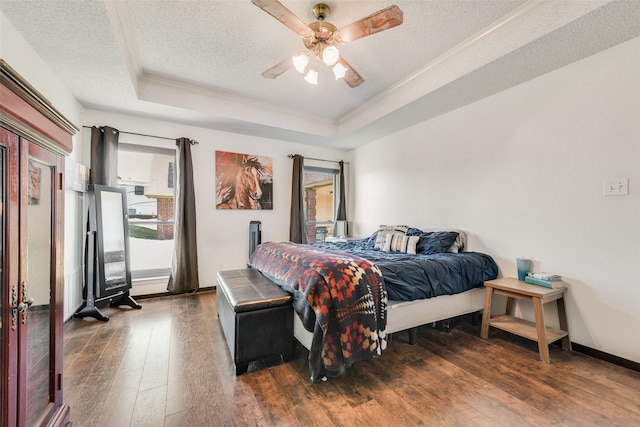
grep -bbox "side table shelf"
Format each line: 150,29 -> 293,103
488,315 -> 568,344
481,277 -> 571,363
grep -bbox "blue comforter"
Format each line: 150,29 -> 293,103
314,239 -> 498,302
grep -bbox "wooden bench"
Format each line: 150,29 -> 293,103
216,269 -> 295,375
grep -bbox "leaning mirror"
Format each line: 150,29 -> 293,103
74,184 -> 141,321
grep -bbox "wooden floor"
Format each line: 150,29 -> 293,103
63,291 -> 640,427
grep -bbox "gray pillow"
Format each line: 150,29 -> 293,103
416,231 -> 459,254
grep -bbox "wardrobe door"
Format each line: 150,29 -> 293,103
0,126 -> 20,427
18,142 -> 64,427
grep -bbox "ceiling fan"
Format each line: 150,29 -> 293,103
252,0 -> 403,87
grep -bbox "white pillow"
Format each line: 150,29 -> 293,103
390,234 -> 405,252
384,234 -> 419,254
405,235 -> 419,254
382,233 -> 393,252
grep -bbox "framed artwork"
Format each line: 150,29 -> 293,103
64,158 -> 90,192
215,150 -> 273,210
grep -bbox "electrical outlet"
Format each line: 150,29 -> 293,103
603,178 -> 629,196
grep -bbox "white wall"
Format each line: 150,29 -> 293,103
352,36 -> 640,363
82,110 -> 350,295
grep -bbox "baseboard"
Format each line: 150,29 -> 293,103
572,342 -> 640,373
134,286 -> 216,300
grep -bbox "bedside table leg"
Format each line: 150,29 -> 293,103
505,296 -> 514,316
480,287 -> 493,339
532,297 -> 550,363
557,297 -> 572,351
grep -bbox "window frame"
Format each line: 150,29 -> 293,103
303,164 -> 340,242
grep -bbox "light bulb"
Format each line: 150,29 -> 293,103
292,53 -> 309,73
304,67 -> 318,85
332,63 -> 347,80
322,45 -> 339,66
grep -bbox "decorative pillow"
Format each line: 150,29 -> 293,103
391,234 -> 406,252
408,227 -> 466,253
382,233 -> 393,252
374,225 -> 409,250
416,231 -> 459,254
383,234 -> 419,254
405,235 -> 420,254
447,233 -> 466,253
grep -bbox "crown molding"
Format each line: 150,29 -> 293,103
338,0 -> 612,135
0,60 -> 79,136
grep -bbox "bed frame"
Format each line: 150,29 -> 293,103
293,283 -> 485,350
291,228 -> 486,350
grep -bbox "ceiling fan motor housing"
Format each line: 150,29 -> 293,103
304,3 -> 337,51
304,21 -> 336,49
312,3 -> 330,21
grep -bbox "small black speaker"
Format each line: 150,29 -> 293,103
249,221 -> 261,257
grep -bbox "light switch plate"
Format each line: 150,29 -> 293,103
603,178 -> 629,196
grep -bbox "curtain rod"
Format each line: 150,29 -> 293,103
82,126 -> 198,144
288,154 -> 349,165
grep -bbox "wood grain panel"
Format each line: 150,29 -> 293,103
63,291 -> 640,427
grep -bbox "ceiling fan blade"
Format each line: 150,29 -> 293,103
336,57 -> 364,88
252,0 -> 313,37
261,57 -> 292,79
332,5 -> 403,44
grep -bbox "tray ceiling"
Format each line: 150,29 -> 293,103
1,1 -> 639,149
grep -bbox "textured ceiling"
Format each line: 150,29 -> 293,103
1,0 -> 639,150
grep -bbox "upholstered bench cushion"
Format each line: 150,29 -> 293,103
216,268 -> 295,375
217,269 -> 291,312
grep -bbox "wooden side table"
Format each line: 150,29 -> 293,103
481,277 -> 571,363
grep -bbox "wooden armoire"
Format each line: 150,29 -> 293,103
0,60 -> 78,426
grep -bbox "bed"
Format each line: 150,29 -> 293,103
248,226 -> 498,382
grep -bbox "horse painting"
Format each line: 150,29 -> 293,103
216,152 -> 273,210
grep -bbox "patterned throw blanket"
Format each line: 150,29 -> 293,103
249,242 -> 387,382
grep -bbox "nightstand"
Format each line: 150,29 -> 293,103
480,277 -> 571,363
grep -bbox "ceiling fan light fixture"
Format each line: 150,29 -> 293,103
322,45 -> 339,66
254,1 -> 402,88
292,53 -> 309,73
304,67 -> 319,85
332,62 -> 348,80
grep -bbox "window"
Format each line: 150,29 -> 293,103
118,143 -> 176,280
303,165 -> 339,243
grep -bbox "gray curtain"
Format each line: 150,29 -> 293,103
336,160 -> 346,221
86,126 -> 119,311
289,154 -> 307,244
90,126 -> 119,186
167,138 -> 200,293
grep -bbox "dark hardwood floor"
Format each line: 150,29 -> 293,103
63,291 -> 640,427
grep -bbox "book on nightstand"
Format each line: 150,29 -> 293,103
524,275 -> 565,289
528,272 -> 562,281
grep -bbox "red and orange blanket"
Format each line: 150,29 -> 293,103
249,241 -> 387,382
